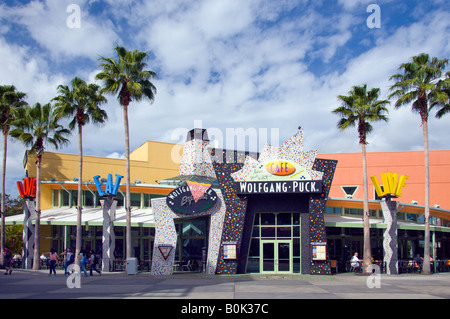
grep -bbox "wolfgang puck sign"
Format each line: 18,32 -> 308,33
166,181 -> 218,215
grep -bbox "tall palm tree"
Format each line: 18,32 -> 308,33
53,77 -> 107,263
332,84 -> 389,274
0,85 -> 27,266
96,46 -> 157,259
388,53 -> 449,274
10,103 -> 70,270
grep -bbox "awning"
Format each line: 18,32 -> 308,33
5,206 -> 155,227
324,214 -> 450,232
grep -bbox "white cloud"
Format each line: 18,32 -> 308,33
1,0 -> 118,60
0,0 -> 449,197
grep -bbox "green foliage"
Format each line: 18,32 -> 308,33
332,84 -> 389,144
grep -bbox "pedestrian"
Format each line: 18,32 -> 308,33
63,248 -> 74,276
78,249 -> 89,277
89,250 -> 101,276
43,248 -> 59,277
3,247 -> 13,275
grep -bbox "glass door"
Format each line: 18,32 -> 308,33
260,240 -> 292,274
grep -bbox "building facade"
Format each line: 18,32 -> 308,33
6,128 -> 450,274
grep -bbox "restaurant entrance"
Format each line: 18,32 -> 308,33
174,216 -> 209,271
246,211 -> 302,274
261,240 -> 292,274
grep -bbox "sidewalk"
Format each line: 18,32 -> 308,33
1,269 -> 450,300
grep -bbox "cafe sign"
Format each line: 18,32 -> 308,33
166,181 -> 218,215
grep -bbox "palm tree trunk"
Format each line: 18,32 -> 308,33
75,123 -> 83,265
123,104 -> 132,259
0,132 -> 7,266
32,155 -> 41,270
361,142 -> 372,274
422,119 -> 431,274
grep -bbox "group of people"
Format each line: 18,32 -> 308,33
49,248 -> 102,277
350,252 -> 430,272
3,247 -> 102,277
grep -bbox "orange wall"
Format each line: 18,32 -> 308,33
319,150 -> 450,210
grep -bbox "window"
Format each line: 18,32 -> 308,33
341,186 -> 358,198
130,193 -> 141,207
325,206 -> 341,214
344,207 -> 363,216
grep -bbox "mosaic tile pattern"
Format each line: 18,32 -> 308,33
180,139 -> 217,178
231,129 -> 323,182
309,158 -> 337,275
150,194 -> 227,275
213,163 -> 248,274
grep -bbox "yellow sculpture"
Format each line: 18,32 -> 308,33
370,172 -> 409,198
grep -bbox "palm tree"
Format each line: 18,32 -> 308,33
96,46 -> 157,259
332,84 -> 389,274
433,71 -> 450,119
388,53 -> 449,274
10,103 -> 70,270
53,77 -> 107,263
0,85 -> 27,266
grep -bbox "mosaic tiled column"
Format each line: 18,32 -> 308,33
309,159 -> 337,275
21,200 -> 35,269
381,198 -> 398,274
101,197 -> 117,272
213,163 -> 248,275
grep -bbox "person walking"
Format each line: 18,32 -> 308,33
63,248 -> 74,276
45,248 -> 59,277
89,250 -> 101,276
78,249 -> 89,277
3,247 -> 13,275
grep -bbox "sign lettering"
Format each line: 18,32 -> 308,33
265,160 -> 296,176
166,182 -> 218,215
233,180 -> 322,194
17,177 -> 36,199
93,173 -> 124,197
371,172 -> 409,198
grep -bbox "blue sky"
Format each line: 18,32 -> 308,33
0,0 -> 449,196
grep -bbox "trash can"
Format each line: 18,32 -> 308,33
126,257 -> 138,275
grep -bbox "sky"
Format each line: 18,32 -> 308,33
0,0 -> 449,196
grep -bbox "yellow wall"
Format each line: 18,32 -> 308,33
24,140 -> 181,210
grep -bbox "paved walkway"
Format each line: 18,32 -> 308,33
1,269 -> 450,300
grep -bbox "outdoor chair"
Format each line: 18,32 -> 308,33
330,260 -> 338,274
182,260 -> 192,271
